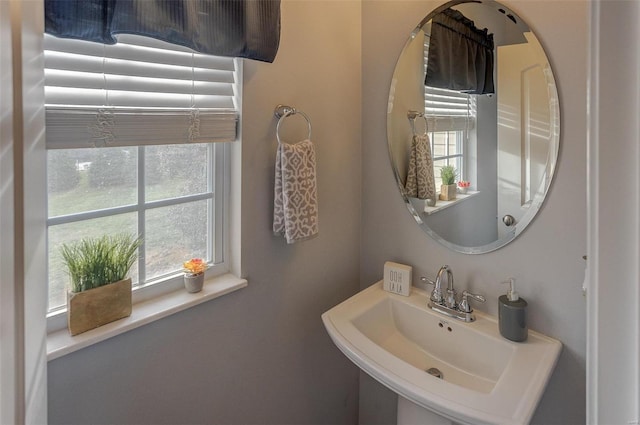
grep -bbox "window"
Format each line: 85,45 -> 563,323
430,129 -> 465,179
423,36 -> 476,184
44,34 -> 239,314
424,86 -> 475,184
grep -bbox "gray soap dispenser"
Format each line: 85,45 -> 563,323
498,278 -> 528,342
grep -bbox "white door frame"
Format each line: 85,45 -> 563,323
587,1 -> 640,423
0,1 -> 48,423
1,0 -> 20,422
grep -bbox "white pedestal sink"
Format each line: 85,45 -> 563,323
322,281 -> 562,425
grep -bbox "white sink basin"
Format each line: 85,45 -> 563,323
322,281 -> 562,425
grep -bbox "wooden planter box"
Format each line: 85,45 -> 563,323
67,278 -> 132,336
439,184 -> 457,201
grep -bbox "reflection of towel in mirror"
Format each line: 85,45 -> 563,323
273,139 -> 319,244
404,134 -> 436,200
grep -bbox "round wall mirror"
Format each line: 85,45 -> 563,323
387,0 -> 559,254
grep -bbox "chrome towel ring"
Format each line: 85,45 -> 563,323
275,104 -> 312,144
407,110 -> 428,136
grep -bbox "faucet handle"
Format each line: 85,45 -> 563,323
420,276 -> 435,286
458,290 -> 486,313
420,276 -> 444,304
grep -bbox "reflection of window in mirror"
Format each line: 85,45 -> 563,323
430,130 -> 465,181
423,35 -> 477,188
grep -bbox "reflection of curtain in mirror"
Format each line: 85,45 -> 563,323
425,8 -> 494,95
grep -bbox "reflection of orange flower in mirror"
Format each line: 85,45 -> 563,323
183,258 -> 208,275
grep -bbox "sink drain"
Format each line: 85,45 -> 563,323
426,367 -> 443,379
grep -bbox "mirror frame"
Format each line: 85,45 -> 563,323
387,0 -> 560,254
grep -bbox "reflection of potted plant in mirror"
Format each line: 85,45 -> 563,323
439,165 -> 457,201
183,258 -> 208,293
60,233 -> 142,336
458,180 -> 471,194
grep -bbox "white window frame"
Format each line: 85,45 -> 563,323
44,34 -> 245,339
429,129 -> 467,181
46,143 -> 228,320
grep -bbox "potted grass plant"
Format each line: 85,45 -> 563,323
439,165 -> 458,201
60,233 -> 142,336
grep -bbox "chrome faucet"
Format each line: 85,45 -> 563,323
439,265 -> 457,309
421,265 -> 485,322
427,265 -> 447,304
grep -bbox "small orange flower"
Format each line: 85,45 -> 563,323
183,258 -> 208,275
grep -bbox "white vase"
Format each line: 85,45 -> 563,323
184,273 -> 205,293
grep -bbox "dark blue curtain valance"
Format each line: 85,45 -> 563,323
425,8 -> 494,95
44,0 -> 281,63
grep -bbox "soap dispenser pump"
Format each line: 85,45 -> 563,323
498,278 -> 528,342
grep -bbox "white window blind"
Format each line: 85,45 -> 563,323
424,86 -> 476,131
44,33 -> 238,149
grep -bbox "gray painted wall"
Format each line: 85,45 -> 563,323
47,1 -> 588,423
47,2 -> 362,424
361,1 -> 586,424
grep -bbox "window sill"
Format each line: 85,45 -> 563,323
46,273 -> 247,361
408,190 -> 480,216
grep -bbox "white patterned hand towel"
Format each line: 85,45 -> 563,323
273,139 -> 319,244
404,134 -> 436,200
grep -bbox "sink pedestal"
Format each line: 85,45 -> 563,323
397,397 -> 454,425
